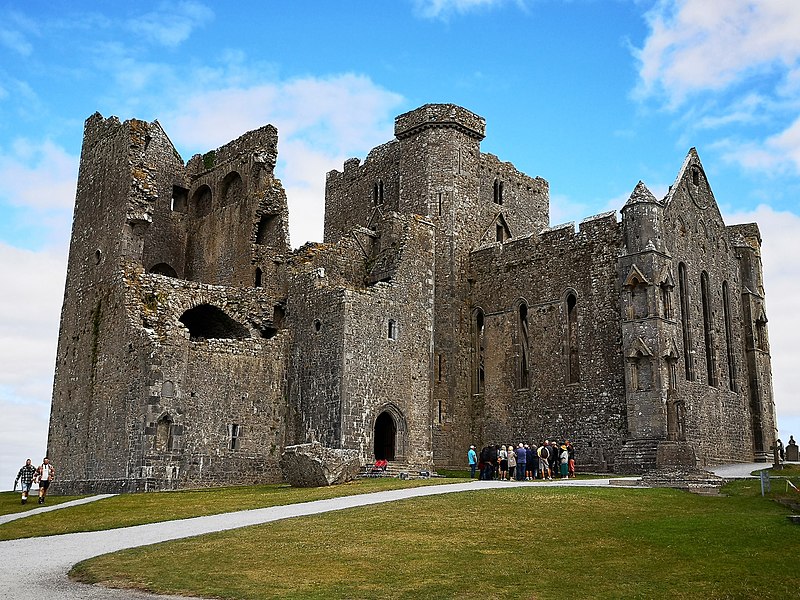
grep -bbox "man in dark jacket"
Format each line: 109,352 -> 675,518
515,443 -> 526,480
479,445 -> 494,480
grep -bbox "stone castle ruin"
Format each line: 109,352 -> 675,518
48,104 -> 778,492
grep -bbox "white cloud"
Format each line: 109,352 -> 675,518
0,140 -> 78,213
712,115 -> 800,174
0,398 -> 51,492
127,1 -> 214,48
724,205 -> 800,434
0,140 -> 77,250
635,0 -> 800,106
0,242 -> 66,489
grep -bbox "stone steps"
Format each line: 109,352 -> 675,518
615,438 -> 660,474
358,462 -> 431,479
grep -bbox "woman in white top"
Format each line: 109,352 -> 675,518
507,444 -> 517,481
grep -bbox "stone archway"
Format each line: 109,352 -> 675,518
374,411 -> 397,461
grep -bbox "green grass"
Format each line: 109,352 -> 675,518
71,484 -> 800,599
0,476 -> 466,541
0,491 -> 85,516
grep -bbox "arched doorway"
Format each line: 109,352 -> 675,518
374,411 -> 396,461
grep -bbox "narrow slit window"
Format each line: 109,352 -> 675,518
566,293 -> 580,384
700,271 -> 717,386
228,423 -> 241,451
722,282 -> 737,391
678,263 -> 694,381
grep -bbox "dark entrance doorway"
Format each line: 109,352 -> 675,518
374,411 -> 396,460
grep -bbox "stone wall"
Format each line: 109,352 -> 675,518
468,212 -> 626,470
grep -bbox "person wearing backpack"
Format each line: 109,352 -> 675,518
537,442 -> 550,480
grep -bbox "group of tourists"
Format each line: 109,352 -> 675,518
468,441 -> 575,481
13,457 -> 55,505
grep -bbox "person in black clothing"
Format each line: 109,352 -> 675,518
479,445 -> 494,480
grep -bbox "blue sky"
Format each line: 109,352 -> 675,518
1,0 -> 799,485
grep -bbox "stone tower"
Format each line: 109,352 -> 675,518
49,114 -> 290,491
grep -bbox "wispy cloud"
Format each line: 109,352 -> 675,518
127,1 -> 214,48
412,0 -> 521,19
0,28 -> 32,56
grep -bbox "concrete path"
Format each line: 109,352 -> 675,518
709,462 -> 770,479
0,477 -> 633,600
0,494 -> 115,525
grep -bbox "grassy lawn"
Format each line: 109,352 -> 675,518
71,473 -> 800,599
0,491 -> 85,516
0,476 -> 467,541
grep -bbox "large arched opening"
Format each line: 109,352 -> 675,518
374,411 -> 397,461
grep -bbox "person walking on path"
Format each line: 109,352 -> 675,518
468,445 -> 478,478
14,459 -> 37,504
36,457 -> 55,504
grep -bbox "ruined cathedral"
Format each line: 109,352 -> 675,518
48,104 -> 777,492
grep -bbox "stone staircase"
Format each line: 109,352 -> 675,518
358,461 -> 433,480
615,438 -> 660,474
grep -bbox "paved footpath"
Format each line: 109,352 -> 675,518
0,465 -> 766,599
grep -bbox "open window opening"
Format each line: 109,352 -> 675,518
518,302 -> 530,390
566,292 -> 580,384
228,423 -> 241,451
472,309 -> 485,394
171,185 -> 189,213
373,180 -> 385,206
678,262 -> 695,381
493,178 -> 504,205
700,271 -> 717,387
722,281 -> 737,391
149,263 -> 178,278
179,304 -> 250,341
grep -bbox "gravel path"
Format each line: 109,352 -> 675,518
0,466 -> 770,599
0,494 -> 115,525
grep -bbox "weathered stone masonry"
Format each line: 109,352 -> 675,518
48,104 -> 778,492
